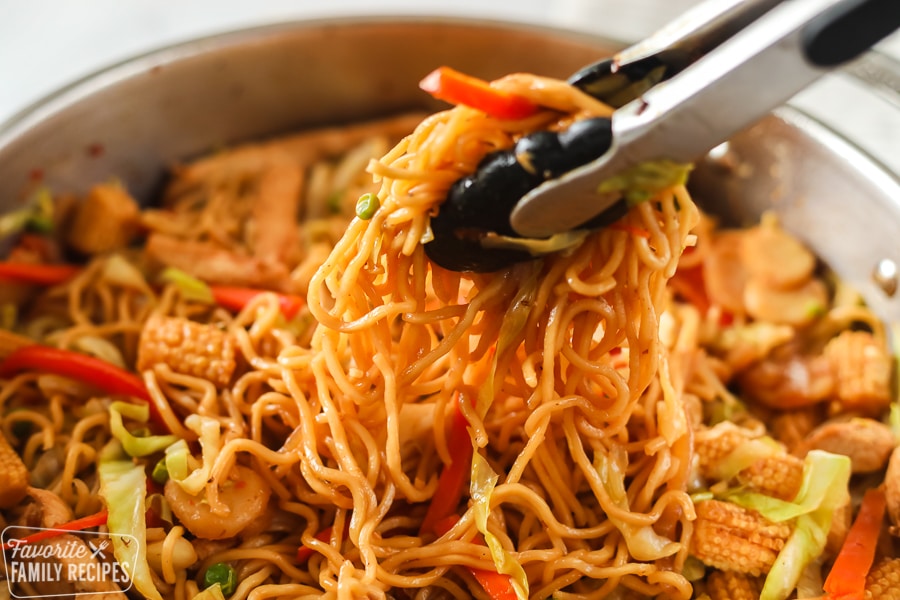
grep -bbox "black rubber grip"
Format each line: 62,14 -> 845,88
802,0 -> 900,67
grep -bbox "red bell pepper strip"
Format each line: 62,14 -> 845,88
1,510 -> 108,551
433,515 -> 517,600
209,286 -> 305,320
419,66 -> 539,120
0,345 -> 165,428
419,393 -> 474,536
0,261 -> 81,285
823,487 -> 886,600
296,517 -> 353,564
296,526 -> 335,563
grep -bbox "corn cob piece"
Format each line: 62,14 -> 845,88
0,329 -> 34,362
866,557 -> 900,600
0,430 -> 29,508
695,423 -> 804,500
137,315 -> 236,387
705,570 -> 764,600
824,330 -> 892,415
66,182 -> 141,255
691,500 -> 791,576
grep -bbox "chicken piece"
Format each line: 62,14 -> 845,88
250,163 -> 303,264
166,112 -> 426,198
705,570 -> 764,600
15,488 -> 127,599
66,182 -> 141,255
738,350 -> 835,410
691,500 -> 791,576
695,422 -> 804,500
793,418 -> 896,474
866,557 -> 900,600
740,213 -> 816,289
823,330 -> 892,415
145,233 -> 289,290
0,430 -> 28,508
884,446 -> 900,530
137,315 -> 236,387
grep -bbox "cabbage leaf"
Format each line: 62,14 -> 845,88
109,401 -> 179,458
98,440 -> 162,600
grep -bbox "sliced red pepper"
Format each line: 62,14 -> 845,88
210,285 -> 305,320
419,66 -> 539,120
824,487 -> 886,600
419,392 -> 474,536
1,510 -> 108,551
296,519 -> 352,564
0,345 -> 165,428
433,515 -> 518,600
0,261 -> 81,286
609,222 -> 651,238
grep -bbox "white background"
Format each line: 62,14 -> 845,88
1,0 -> 899,151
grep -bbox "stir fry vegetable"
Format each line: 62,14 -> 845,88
419,66 -> 538,120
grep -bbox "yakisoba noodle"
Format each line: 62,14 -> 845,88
303,72 -> 699,597
1,68 -> 896,600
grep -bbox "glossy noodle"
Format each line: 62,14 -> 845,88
0,69 -> 897,600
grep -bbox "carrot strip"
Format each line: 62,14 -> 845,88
433,515 -> 517,600
0,261 -> 81,285
419,66 -> 538,120
1,510 -> 108,551
824,487 -> 886,600
419,393 -> 473,535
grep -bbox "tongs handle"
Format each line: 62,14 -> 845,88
511,0 -> 900,238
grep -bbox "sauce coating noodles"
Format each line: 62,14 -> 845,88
0,70 -> 896,600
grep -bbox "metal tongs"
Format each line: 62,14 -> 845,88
426,0 -> 900,271
511,0 -> 900,238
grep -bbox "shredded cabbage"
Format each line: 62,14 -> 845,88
98,440 -> 162,600
165,414 -> 222,495
596,160 -> 692,206
102,254 -> 153,292
723,450 -> 851,600
596,450 -> 680,561
74,335 -> 127,369
109,401 -> 179,457
471,453 -> 529,600
707,427 -> 780,483
159,267 -> 214,303
189,584 -> 226,600
0,186 -> 55,238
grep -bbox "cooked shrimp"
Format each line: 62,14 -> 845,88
165,465 -> 272,540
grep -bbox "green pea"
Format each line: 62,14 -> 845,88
203,563 -> 237,596
355,193 -> 380,220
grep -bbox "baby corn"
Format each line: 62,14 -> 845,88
0,431 -> 28,508
705,570 -> 764,600
691,500 -> 791,576
137,315 -> 236,387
